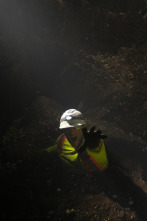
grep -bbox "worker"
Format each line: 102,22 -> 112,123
47,109 -> 109,173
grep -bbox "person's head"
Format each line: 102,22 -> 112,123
59,109 -> 86,149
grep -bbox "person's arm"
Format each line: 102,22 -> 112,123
45,144 -> 57,154
82,126 -> 107,149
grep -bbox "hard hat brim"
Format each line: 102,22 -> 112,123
59,119 -> 86,129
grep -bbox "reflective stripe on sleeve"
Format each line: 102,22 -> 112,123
87,152 -> 103,171
80,151 -> 102,173
57,134 -> 65,149
57,134 -> 66,158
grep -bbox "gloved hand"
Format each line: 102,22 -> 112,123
82,126 -> 107,149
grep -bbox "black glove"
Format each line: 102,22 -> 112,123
82,126 -> 107,149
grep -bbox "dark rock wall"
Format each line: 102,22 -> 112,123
0,0 -> 146,143
0,1 -> 147,220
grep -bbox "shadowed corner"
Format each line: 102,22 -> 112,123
101,139 -> 147,220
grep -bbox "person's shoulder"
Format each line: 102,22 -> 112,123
56,133 -> 65,143
86,140 -> 104,153
86,147 -> 98,153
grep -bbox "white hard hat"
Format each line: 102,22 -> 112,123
59,109 -> 86,129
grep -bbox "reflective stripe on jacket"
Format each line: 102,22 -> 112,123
56,134 -> 108,173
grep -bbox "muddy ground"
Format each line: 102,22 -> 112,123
0,0 -> 147,220
0,95 -> 147,221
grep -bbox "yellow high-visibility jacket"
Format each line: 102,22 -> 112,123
56,134 -> 109,173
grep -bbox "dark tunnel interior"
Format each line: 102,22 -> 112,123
0,0 -> 147,220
